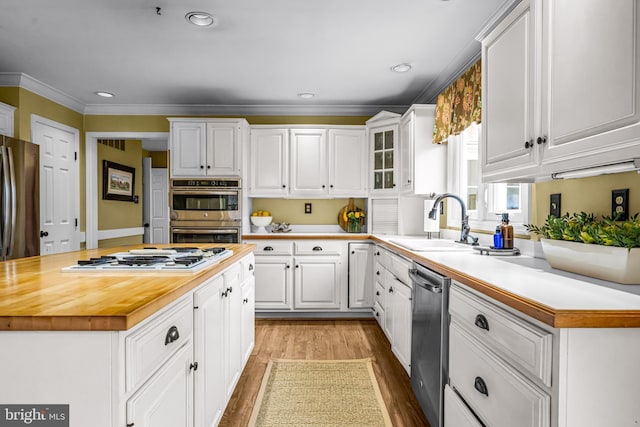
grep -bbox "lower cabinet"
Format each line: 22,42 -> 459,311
444,385 -> 482,427
241,273 -> 256,365
373,244 -> 412,375
248,239 -> 348,311
127,341 -> 194,427
348,242 -> 374,308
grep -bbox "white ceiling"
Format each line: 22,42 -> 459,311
0,0 -> 514,116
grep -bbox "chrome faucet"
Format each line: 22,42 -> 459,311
428,193 -> 477,245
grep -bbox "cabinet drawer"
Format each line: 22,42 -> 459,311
374,246 -> 391,269
294,241 -> 342,255
449,322 -> 550,427
444,385 -> 483,427
240,253 -> 255,281
388,253 -> 411,286
449,284 -> 552,386
373,261 -> 385,283
125,296 -> 193,393
252,241 -> 293,255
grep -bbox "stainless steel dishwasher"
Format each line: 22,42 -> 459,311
409,261 -> 450,427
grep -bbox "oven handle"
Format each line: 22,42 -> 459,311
171,228 -> 239,235
171,190 -> 239,196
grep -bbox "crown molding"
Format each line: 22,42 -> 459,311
83,103 -> 407,117
0,72 -> 85,114
475,0 -> 522,42
0,72 -> 408,117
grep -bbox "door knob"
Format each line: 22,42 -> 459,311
40,230 -> 49,238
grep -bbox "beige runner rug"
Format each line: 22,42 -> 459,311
248,358 -> 393,427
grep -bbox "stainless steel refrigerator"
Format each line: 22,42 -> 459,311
0,135 -> 39,260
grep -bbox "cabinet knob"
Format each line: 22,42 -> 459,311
376,291 -> 380,296
537,136 -> 547,145
376,271 -> 380,276
207,165 -> 211,169
375,251 -> 380,256
524,140 -> 533,149
330,185 -> 334,188
286,264 -> 290,269
249,264 -> 254,270
164,326 -> 180,345
200,165 -> 204,169
388,287 -> 394,293
189,362 -> 199,371
351,250 -> 355,254
243,298 -> 249,304
322,185 -> 326,188
282,184 -> 286,188
295,265 -> 299,268
474,314 -> 490,331
474,376 -> 489,396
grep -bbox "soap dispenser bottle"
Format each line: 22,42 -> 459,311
493,226 -> 503,249
500,213 -> 514,249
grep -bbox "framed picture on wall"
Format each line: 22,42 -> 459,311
103,160 -> 135,202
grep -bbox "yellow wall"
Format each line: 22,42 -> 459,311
530,171 -> 640,236
98,140 -> 143,231
98,235 -> 143,248
250,198 -> 366,225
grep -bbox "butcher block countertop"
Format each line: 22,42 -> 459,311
0,243 -> 255,331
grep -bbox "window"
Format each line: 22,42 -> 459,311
446,123 -> 529,232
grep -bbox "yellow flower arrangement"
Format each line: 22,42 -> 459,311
344,209 -> 365,232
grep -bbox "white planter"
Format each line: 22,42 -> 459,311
540,238 -> 640,285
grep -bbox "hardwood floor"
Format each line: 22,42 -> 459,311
220,319 -> 430,427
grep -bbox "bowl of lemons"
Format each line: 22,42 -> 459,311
250,210 -> 273,229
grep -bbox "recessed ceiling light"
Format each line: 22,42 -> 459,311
391,63 -> 412,73
297,93 -> 315,99
185,11 -> 218,27
95,91 -> 114,98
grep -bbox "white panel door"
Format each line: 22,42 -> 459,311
206,123 -> 239,176
151,168 -> 169,243
328,128 -> 367,196
289,129 -> 327,197
33,118 -> 78,255
249,129 -> 289,196
294,257 -> 341,309
253,256 -> 293,310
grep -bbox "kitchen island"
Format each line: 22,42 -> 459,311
0,243 -> 256,427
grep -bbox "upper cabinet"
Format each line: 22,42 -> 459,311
482,0 -> 640,182
0,102 -> 15,137
248,126 -> 367,198
169,118 -> 248,178
399,105 -> 447,195
249,128 -> 289,197
367,111 -> 400,195
289,129 -> 328,197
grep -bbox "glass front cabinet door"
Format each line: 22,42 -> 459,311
371,125 -> 398,194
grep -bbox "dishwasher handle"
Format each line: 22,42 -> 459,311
409,269 -> 442,293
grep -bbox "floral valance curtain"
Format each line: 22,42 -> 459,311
432,59 -> 482,144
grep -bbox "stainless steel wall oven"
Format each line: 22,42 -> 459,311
170,178 -> 242,243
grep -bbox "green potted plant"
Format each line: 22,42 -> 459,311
526,213 -> 640,284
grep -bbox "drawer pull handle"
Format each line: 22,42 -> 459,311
474,376 -> 489,396
189,362 -> 199,371
243,298 -> 249,304
376,291 -> 380,296
312,246 -> 323,251
249,264 -> 254,270
474,314 -> 490,331
264,246 -> 274,251
165,326 -> 180,345
388,287 -> 394,293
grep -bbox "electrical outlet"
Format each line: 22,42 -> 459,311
612,189 -> 629,220
304,203 -> 312,214
550,193 -> 561,217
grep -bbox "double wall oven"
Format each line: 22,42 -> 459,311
170,178 -> 242,243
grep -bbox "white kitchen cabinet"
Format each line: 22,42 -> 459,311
328,128 -> 368,196
399,104 -> 447,195
444,385 -> 483,427
126,341 -> 194,427
481,0 -> 539,182
294,256 -> 341,309
193,276 -> 226,427
0,101 -> 15,137
222,264 -> 243,398
248,128 -> 289,197
289,128 -> 328,197
367,111 -> 400,194
240,272 -> 255,365
389,276 -> 412,375
169,119 -> 247,177
348,242 -> 373,308
481,0 -> 640,182
247,239 -> 350,312
249,126 -> 367,198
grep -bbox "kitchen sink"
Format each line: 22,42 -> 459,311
388,238 -> 474,252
